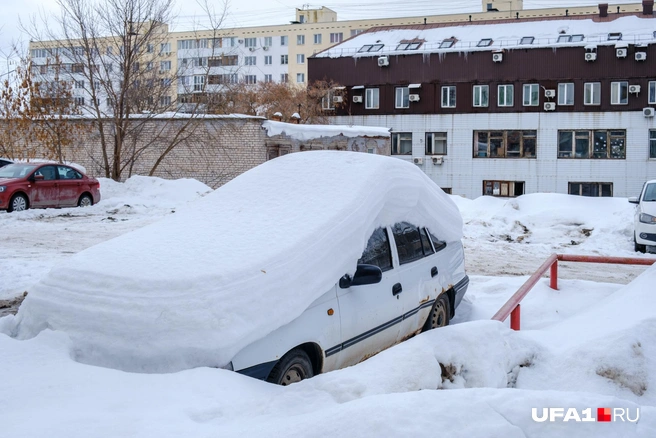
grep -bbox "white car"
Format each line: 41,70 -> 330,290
11,151 -> 468,385
629,179 -> 656,253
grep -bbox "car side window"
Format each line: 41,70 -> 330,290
58,165 -> 82,180
392,222 -> 425,265
427,229 -> 447,252
420,228 -> 434,255
35,165 -> 57,181
358,227 -> 393,272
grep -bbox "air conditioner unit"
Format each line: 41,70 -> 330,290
492,53 -> 503,63
249,47 -> 255,52
585,52 -> 597,62
353,95 -> 363,103
644,107 -> 655,117
544,102 -> 556,111
409,94 -> 420,102
636,52 -> 647,61
237,39 -> 244,44
629,85 -> 641,94
432,156 -> 443,165
263,46 -> 269,51
377,56 -> 389,67
413,157 -> 423,165
544,89 -> 556,98
333,95 -> 343,103
616,48 -> 627,58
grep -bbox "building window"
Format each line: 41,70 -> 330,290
610,81 -> 628,105
264,74 -> 273,83
426,132 -> 447,155
584,82 -> 601,105
297,54 -> 305,64
498,84 -> 514,107
391,132 -> 412,155
650,130 -> 656,158
314,34 -> 322,44
263,37 -> 272,47
365,88 -> 379,109
441,86 -> 456,108
558,83 -> 574,105
281,36 -> 288,46
322,92 -> 335,110
473,85 -> 489,107
483,180 -> 525,197
74,80 -> 84,89
569,182 -> 613,197
475,130 -> 537,158
330,32 -> 343,43
280,55 -> 288,65
268,146 -> 291,160
264,55 -> 272,65
297,35 -> 305,45
296,73 -> 305,83
281,73 -> 289,83
74,97 -> 85,106
160,96 -> 171,106
193,75 -> 205,91
244,56 -> 256,66
351,29 -> 364,36
146,44 -> 154,53
244,75 -> 257,84
160,61 -> 171,72
649,81 -> 656,104
523,84 -> 539,106
244,38 -> 257,48
557,130 -> 626,159
395,87 -> 409,108
520,36 -> 534,45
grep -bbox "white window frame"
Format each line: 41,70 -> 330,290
244,56 -> 256,66
263,37 -> 272,47
297,54 -> 305,64
426,132 -> 447,155
365,88 -> 380,109
330,33 -> 343,43
391,132 -> 412,155
523,83 -> 539,106
193,75 -> 205,92
281,73 -> 289,83
558,83 -> 574,106
280,55 -> 288,65
159,61 -> 171,72
610,81 -> 628,105
264,74 -> 272,83
473,85 -> 489,107
264,55 -> 272,65
314,34 -> 322,44
498,84 -> 514,107
441,86 -> 456,108
296,73 -> 305,83
584,82 -> 601,105
297,35 -> 305,45
244,38 -> 257,48
395,87 -> 409,108
281,36 -> 288,46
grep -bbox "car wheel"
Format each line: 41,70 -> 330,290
634,234 -> 646,253
78,194 -> 93,207
423,293 -> 450,331
8,194 -> 28,212
266,348 -> 314,386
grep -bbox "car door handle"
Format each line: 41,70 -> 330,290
431,266 -> 438,277
392,283 -> 403,296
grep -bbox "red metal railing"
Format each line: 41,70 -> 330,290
491,254 -> 656,330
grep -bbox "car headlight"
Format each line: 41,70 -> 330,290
0,186 -> 5,193
639,213 -> 656,224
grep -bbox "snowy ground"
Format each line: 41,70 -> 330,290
1,176 -> 656,437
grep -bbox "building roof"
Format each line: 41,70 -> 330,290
314,14 -> 656,59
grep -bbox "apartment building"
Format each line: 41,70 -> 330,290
308,2 -> 656,198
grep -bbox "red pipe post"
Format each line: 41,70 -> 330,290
550,259 -> 558,290
510,304 -> 521,330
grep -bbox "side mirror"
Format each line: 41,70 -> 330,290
339,264 -> 383,288
628,196 -> 639,204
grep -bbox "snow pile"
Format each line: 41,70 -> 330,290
8,151 -> 461,372
262,120 -> 390,141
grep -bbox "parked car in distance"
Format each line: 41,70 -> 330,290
0,158 -> 13,168
629,179 -> 656,253
0,162 -> 101,212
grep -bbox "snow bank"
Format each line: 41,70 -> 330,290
8,151 -> 461,372
262,120 -> 390,141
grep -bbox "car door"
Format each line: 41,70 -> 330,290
31,165 -> 60,208
56,165 -> 83,207
336,227 -> 404,369
392,223 -> 445,338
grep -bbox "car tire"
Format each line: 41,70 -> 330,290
423,293 -> 450,331
78,194 -> 93,207
8,194 -> 28,212
266,348 -> 314,386
634,234 -> 646,253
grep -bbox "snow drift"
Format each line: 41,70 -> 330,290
8,151 -> 462,372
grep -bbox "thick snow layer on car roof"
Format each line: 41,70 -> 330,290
11,151 -> 462,372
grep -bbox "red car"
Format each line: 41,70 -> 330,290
0,163 -> 101,212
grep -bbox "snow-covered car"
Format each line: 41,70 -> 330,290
0,162 -> 101,212
629,179 -> 656,253
11,151 -> 468,385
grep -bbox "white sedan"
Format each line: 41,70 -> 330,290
629,179 -> 656,253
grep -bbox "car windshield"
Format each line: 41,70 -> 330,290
644,183 -> 656,202
0,163 -> 37,179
